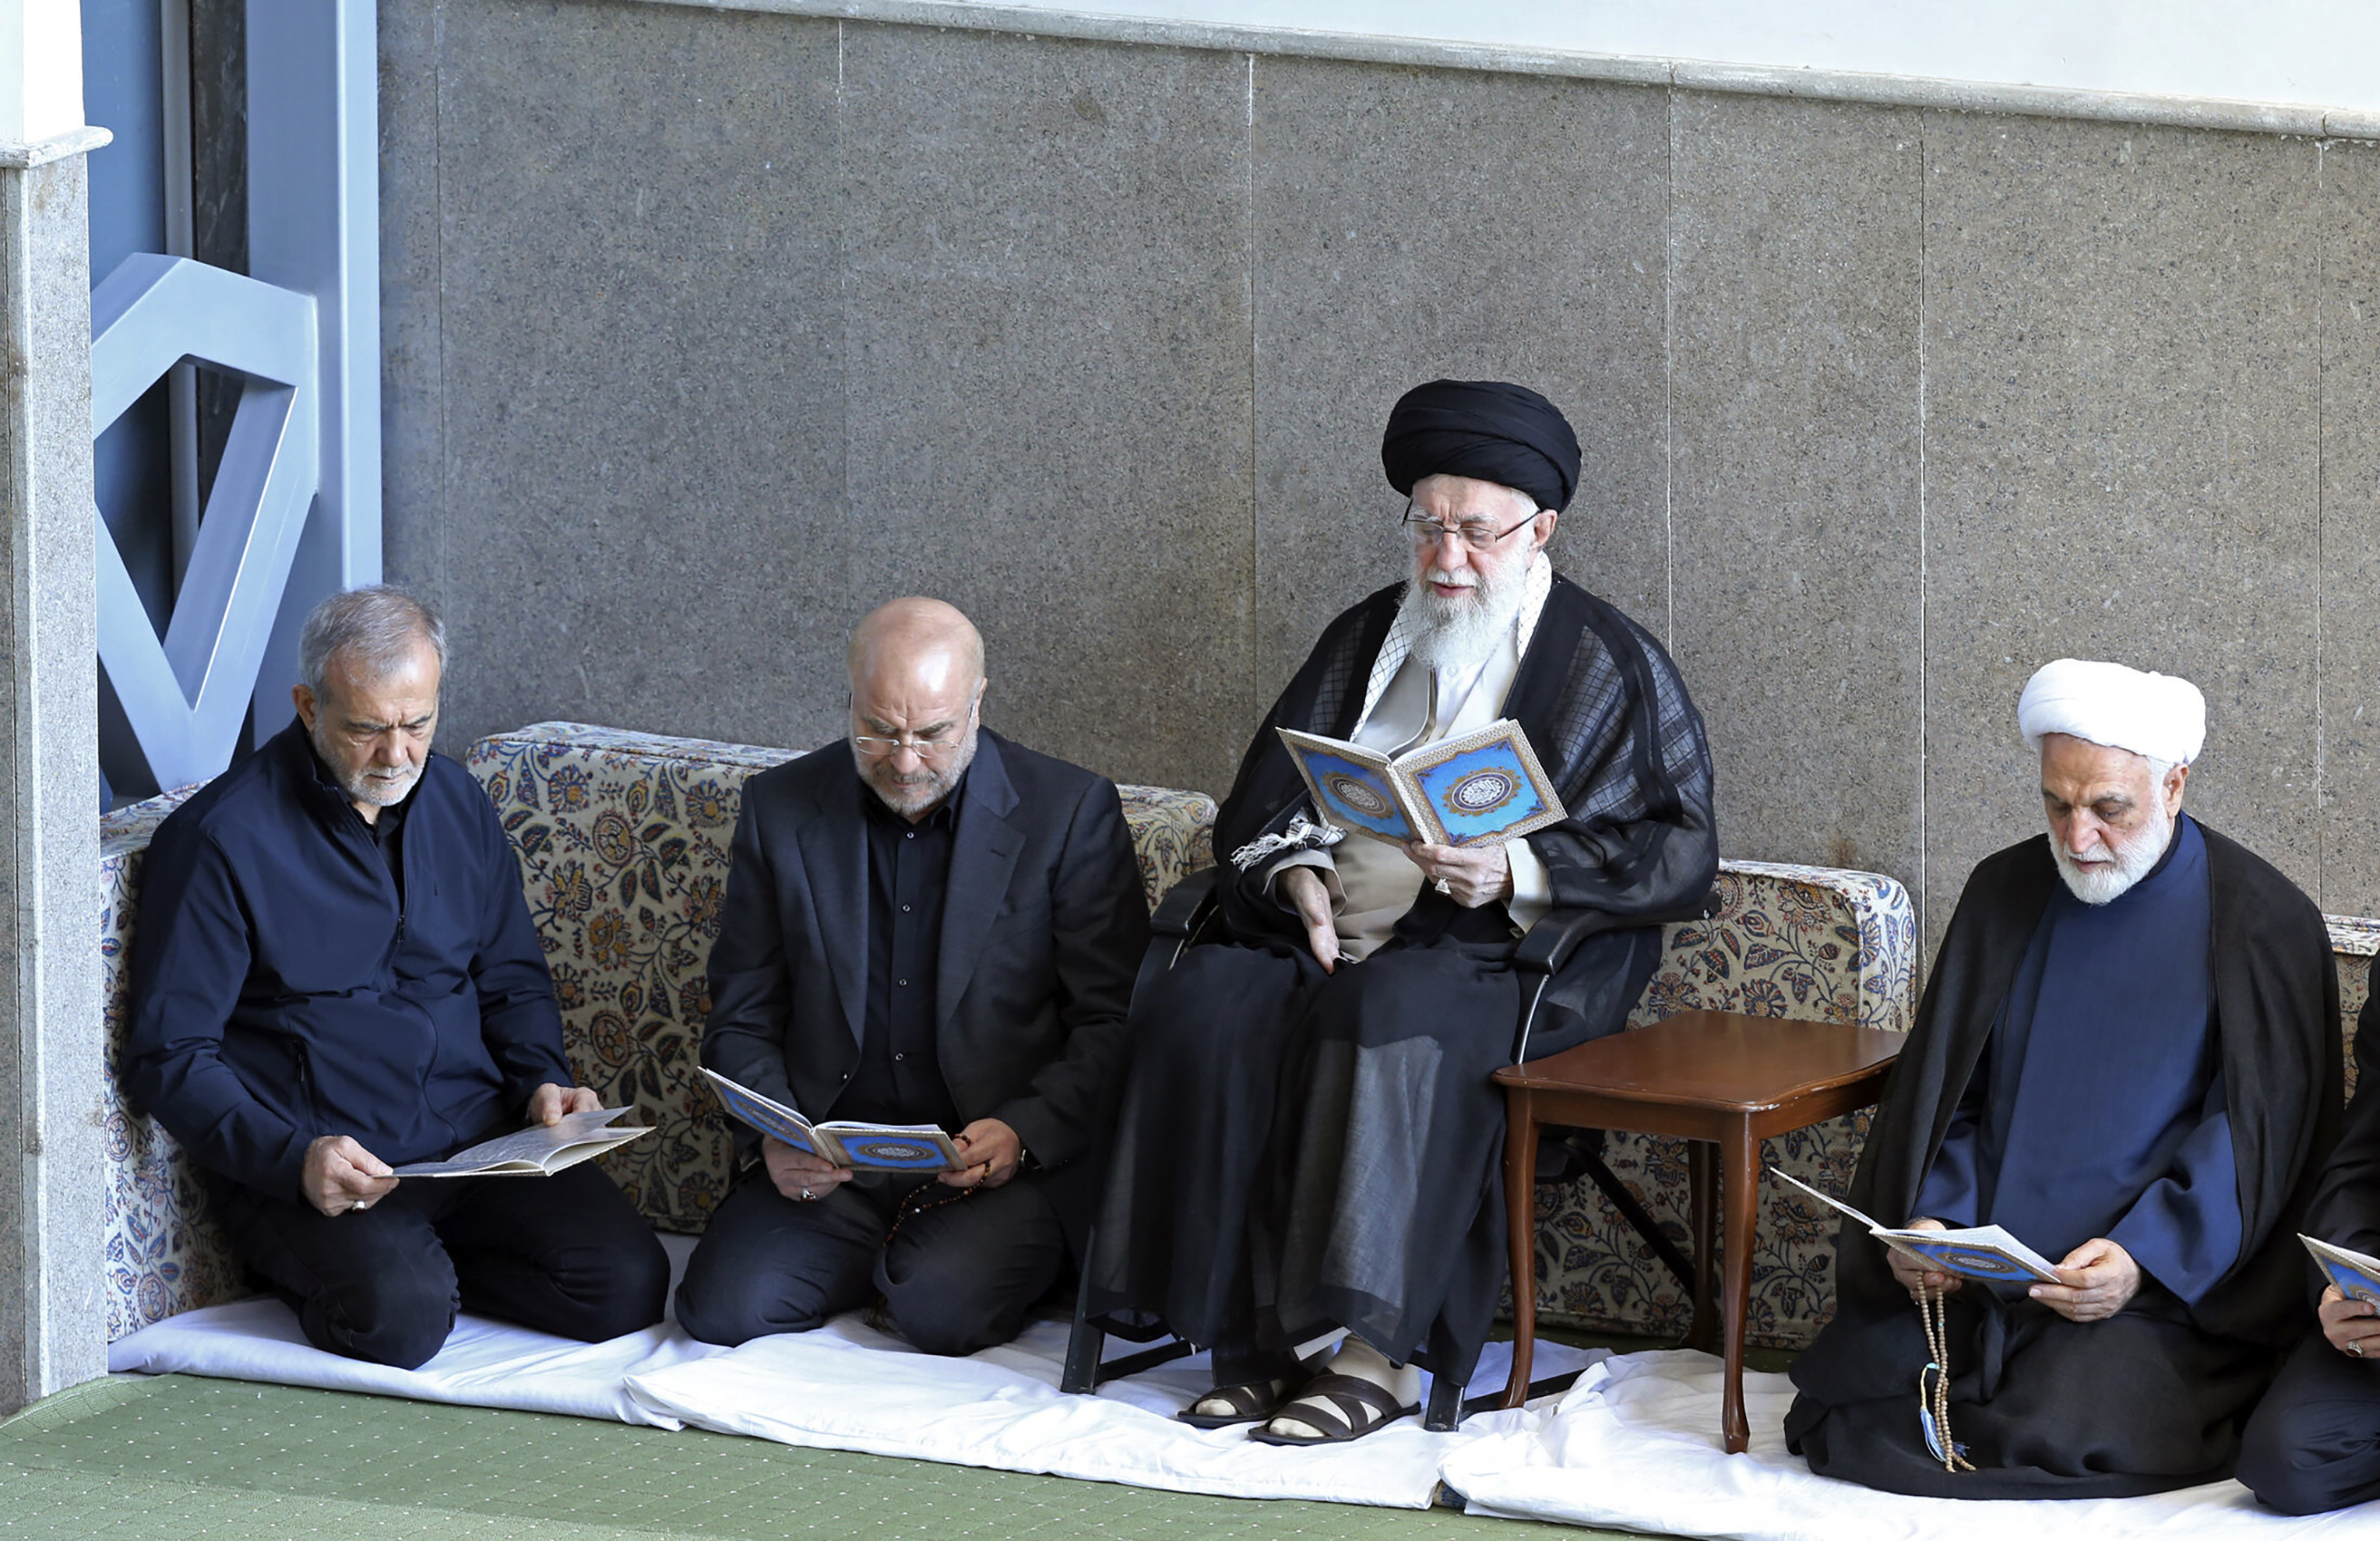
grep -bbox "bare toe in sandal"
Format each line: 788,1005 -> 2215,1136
1245,1371 -> 1420,1446
1177,1375 -> 1299,1429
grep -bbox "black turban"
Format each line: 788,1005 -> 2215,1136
1379,379 -> 1582,512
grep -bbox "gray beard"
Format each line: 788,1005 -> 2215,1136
1403,562 -> 1527,675
2051,802 -> 2175,905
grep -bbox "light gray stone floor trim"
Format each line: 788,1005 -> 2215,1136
637,0 -> 2380,139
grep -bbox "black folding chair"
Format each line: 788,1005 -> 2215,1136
1061,867 -> 1717,1431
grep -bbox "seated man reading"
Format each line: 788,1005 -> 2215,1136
674,598 -> 1149,1354
1086,379 -> 1719,1444
1786,658 -> 2342,1497
125,586 -> 670,1369
2237,985 -> 2380,1515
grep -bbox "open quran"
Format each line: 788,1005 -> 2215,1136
1276,717 -> 1565,849
390,1106 -> 652,1177
1773,1166 -> 2064,1285
701,1068 -> 964,1171
2302,1234 -> 2380,1305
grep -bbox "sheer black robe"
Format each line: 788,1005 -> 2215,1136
1087,575 -> 1716,1388
1786,827 -> 2343,1498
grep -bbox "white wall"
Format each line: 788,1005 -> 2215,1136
0,0 -> 86,143
985,0 -> 2380,114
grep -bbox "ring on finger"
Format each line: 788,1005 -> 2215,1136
1434,877 -> 1452,896
2354,1340 -> 2367,1358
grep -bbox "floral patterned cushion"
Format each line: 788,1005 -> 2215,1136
88,723 -> 2380,1350
463,723 -> 1216,1237
2332,916 -> 2378,1098
1523,861 -> 1920,1349
101,783 -> 248,1342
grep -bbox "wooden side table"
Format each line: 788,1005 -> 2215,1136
1493,1008 -> 1902,1453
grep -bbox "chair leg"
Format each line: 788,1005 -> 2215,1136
1500,1090 -> 1539,1411
1423,1360 -> 1466,1432
1059,1224 -> 1104,1395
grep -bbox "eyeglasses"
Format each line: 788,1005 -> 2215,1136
851,698 -> 977,761
1400,500 -> 1540,552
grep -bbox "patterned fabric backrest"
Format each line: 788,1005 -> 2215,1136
85,726 -> 2375,1346
100,783 -> 247,1342
2333,917 -> 2378,1098
463,723 -> 1216,1236
1528,860 -> 1920,1349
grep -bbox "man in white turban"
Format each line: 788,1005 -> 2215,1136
1785,658 -> 2343,1498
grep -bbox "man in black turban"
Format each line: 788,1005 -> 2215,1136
1086,380 -> 1717,1444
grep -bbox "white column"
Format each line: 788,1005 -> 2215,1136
0,0 -> 109,1414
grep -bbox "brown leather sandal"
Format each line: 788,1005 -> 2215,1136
1245,1370 -> 1420,1446
1176,1375 -> 1301,1429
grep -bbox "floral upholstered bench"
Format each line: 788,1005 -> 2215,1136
459,723 -> 1216,1234
95,723 -> 1214,1342
91,723 -> 2378,1355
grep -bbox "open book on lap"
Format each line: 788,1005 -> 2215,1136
700,1068 -> 964,1172
2302,1234 -> 2380,1305
1277,718 -> 1566,849
1772,1166 -> 2064,1285
390,1106 -> 652,1177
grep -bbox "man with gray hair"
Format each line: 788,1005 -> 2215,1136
125,585 -> 669,1369
1785,658 -> 2342,1497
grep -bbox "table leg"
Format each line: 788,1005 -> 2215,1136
1719,1122 -> 1759,1455
1685,1140 -> 1718,1353
1500,1091 -> 1539,1410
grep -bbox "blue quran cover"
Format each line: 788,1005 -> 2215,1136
1276,718 -> 1566,849
2303,1234 -> 2380,1307
1773,1166 -> 2064,1285
700,1068 -> 964,1171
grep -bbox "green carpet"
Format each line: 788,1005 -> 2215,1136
0,1372 -> 1679,1541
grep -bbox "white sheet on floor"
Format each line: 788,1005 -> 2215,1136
624,1317 -> 1601,1508
104,1233 -> 716,1430
1442,1349 -> 2371,1539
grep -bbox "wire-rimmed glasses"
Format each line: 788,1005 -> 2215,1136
1399,498 -> 1540,552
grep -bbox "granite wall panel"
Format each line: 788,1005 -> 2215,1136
406,0 -> 848,762
1921,114 -> 2322,954
1666,91 -> 1924,895
378,0 -> 442,612
1249,57 -> 1671,702
2318,139 -> 2380,921
377,2 -> 2380,934
837,25 -> 1254,793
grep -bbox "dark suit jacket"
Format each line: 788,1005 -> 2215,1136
701,729 -> 1150,1244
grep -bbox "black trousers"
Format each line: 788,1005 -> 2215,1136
2238,1332 -> 2380,1515
675,1166 -> 1066,1356
1086,935 -> 1522,1388
214,1162 -> 671,1371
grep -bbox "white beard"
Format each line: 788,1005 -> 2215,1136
2051,800 -> 2175,905
1404,559 -> 1527,675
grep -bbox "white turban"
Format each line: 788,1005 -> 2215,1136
2018,659 -> 2206,766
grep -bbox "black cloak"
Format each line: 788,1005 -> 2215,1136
2305,985 -> 2380,1255
1787,827 -> 2343,1498
1089,574 -> 1716,1384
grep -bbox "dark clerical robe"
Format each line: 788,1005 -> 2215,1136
2237,986 -> 2380,1515
1086,574 -> 1717,1388
1787,818 -> 2342,1498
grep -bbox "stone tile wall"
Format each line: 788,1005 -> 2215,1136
379,0 -> 2380,956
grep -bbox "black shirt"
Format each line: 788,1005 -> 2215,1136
831,769 -> 966,1130
305,737 -> 414,902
